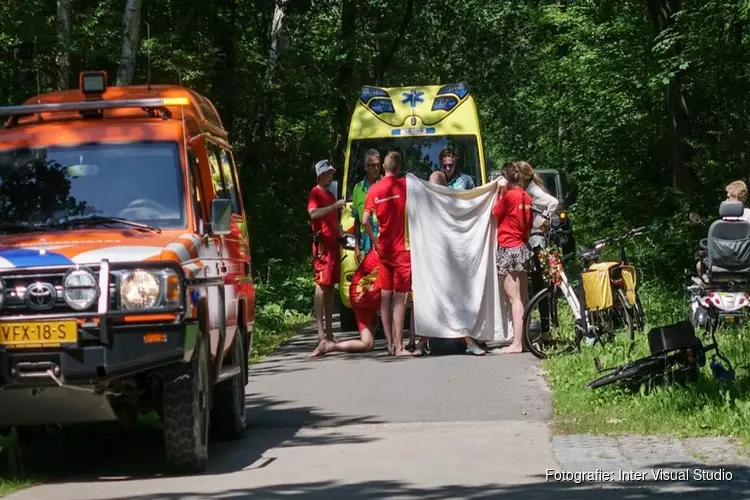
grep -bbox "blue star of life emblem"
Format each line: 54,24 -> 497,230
401,90 -> 425,108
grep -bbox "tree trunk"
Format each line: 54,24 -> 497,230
56,0 -> 72,91
333,0 -> 357,168
116,0 -> 143,86
250,0 -> 288,146
376,0 -> 417,83
647,0 -> 693,194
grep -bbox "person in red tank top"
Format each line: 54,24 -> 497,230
491,162 -> 534,355
308,159 -> 345,344
362,151 -> 413,357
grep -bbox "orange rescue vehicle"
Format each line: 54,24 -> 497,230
0,71 -> 254,472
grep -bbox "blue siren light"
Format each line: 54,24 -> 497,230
432,96 -> 458,112
437,82 -> 470,100
360,86 -> 390,103
369,99 -> 395,115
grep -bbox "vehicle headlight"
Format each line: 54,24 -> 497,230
120,269 -> 181,310
0,277 -> 5,309
63,269 -> 99,310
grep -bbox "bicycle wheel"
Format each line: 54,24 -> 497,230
633,292 -> 646,332
616,289 -> 635,342
522,286 -> 581,359
596,289 -> 634,341
587,355 -> 668,389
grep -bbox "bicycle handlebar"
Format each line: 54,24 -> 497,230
592,226 -> 649,250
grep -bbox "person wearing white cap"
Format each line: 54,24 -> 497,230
308,159 -> 346,345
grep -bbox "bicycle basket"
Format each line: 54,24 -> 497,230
620,264 -> 637,306
647,321 -> 701,355
582,268 -> 613,311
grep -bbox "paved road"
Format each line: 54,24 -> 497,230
7,316 -> 750,499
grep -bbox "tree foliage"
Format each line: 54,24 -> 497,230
1,0 -> 749,283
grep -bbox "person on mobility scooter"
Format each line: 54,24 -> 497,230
689,199 -> 750,331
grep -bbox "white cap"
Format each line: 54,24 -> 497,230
315,159 -> 336,178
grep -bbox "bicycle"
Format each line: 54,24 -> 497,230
587,320 -> 734,389
579,227 -> 648,334
522,209 -> 648,359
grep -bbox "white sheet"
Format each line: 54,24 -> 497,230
406,173 -> 513,341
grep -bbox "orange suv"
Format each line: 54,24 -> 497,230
0,71 -> 255,472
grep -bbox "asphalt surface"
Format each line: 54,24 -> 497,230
6,315 -> 561,499
10,315 -> 747,499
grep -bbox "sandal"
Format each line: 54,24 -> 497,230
413,343 -> 428,357
466,344 -> 486,356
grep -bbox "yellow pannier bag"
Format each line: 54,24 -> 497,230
582,262 -> 617,311
620,264 -> 637,306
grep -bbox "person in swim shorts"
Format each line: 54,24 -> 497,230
309,250 -> 381,357
362,151 -> 413,357
307,159 -> 345,343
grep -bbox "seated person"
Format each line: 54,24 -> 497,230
309,249 -> 380,357
724,180 -> 750,223
696,180 -> 750,277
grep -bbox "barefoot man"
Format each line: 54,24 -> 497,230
362,151 -> 413,357
310,249 -> 381,357
307,159 -> 345,343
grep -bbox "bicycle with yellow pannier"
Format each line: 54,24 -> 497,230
522,208 -> 648,359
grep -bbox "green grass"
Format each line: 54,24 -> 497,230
544,280 -> 750,448
0,433 -> 40,497
0,477 -> 33,497
249,260 -> 314,363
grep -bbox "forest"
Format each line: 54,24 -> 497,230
1,0 -> 748,287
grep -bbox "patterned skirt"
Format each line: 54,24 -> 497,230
496,244 -> 535,276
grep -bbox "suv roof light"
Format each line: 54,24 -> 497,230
80,71 -> 108,98
0,97 -> 191,125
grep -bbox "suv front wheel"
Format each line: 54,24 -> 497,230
161,332 -> 210,473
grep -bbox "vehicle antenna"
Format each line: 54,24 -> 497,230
34,37 -> 41,104
146,22 -> 152,92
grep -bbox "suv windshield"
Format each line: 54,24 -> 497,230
0,141 -> 185,229
346,135 -> 482,199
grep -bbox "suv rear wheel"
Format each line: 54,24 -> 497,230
161,333 -> 210,473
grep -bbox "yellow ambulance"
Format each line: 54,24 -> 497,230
337,82 -> 488,330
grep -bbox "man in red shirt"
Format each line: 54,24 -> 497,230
362,151 -> 413,357
308,159 -> 345,343
309,249 -> 380,357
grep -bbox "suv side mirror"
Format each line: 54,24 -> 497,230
210,198 -> 232,235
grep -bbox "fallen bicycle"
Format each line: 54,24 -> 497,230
587,320 -> 735,389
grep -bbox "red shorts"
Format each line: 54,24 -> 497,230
377,251 -> 412,293
352,288 -> 380,331
313,243 -> 340,286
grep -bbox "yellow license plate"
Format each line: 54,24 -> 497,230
0,321 -> 78,349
